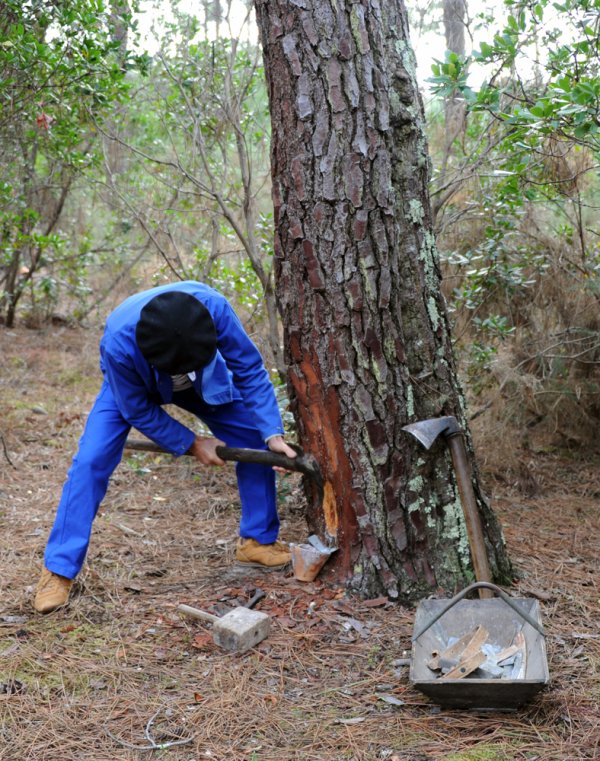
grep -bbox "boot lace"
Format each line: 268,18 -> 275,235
39,571 -> 67,593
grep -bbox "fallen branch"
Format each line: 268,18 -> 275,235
0,433 -> 16,468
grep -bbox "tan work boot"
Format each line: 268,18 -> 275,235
34,568 -> 73,613
236,538 -> 291,568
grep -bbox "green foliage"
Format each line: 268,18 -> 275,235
209,256 -> 263,308
0,0 -> 137,324
430,51 -> 470,96
103,6 -> 282,369
429,0 -> 600,151
0,0 -> 275,348
106,13 -> 271,277
0,1 -> 132,124
427,0 -> 600,444
203,212 -> 274,311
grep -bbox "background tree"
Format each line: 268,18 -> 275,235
0,0 -> 133,326
437,0 -> 467,191
94,1 -> 287,376
255,0 -> 512,599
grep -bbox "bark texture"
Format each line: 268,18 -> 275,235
255,0 -> 511,599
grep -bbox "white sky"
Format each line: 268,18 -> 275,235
133,1 -> 560,92
133,0 -> 446,86
134,0 -> 257,49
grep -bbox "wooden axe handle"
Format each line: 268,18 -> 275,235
217,445 -> 299,470
447,434 -> 494,599
124,438 -> 300,472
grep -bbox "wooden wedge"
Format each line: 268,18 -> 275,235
427,624 -> 489,671
441,651 -> 487,679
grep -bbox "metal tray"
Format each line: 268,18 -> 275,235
410,582 -> 549,710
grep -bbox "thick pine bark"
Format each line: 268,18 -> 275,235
255,0 -> 511,600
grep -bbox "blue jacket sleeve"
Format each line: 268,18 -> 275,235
100,330 -> 195,456
210,295 -> 284,442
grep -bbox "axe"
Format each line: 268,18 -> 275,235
402,416 -> 494,599
124,437 -> 324,502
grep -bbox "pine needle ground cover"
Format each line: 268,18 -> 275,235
1,327 -> 598,760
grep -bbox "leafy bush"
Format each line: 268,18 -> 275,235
426,0 -> 600,452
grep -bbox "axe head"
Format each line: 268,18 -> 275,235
402,415 -> 461,450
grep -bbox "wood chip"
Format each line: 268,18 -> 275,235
427,624 -> 489,671
440,651 -> 487,680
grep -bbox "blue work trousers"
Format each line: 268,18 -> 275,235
44,382 -> 279,579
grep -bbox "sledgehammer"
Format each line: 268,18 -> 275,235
402,415 -> 494,599
177,602 -> 270,653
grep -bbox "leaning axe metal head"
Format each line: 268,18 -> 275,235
401,415 -> 494,598
401,415 -> 461,449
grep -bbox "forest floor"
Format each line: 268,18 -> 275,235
0,325 -> 599,761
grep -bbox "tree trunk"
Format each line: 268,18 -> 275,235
255,0 -> 512,600
436,0 -> 467,199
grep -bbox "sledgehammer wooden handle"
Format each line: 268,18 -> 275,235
177,604 -> 219,624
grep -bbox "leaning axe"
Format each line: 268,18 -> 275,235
402,416 -> 494,599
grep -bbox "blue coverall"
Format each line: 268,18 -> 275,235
44,281 -> 285,579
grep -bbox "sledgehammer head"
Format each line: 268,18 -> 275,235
213,608 -> 270,653
177,603 -> 270,653
402,415 -> 461,450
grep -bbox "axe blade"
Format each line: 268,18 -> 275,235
401,416 -> 460,449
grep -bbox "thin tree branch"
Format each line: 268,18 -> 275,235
1,433 -> 16,469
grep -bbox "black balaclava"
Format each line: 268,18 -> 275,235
135,291 -> 217,373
